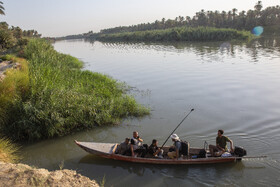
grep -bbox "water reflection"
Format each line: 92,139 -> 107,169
85,36 -> 280,63
77,154 -> 248,186
79,155 -> 146,176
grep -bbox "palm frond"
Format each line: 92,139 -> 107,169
0,2 -> 4,15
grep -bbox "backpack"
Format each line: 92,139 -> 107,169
234,146 -> 247,157
198,149 -> 206,158
180,141 -> 189,156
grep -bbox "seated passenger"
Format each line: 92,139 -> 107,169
130,131 -> 143,157
209,129 -> 234,157
115,138 -> 130,155
147,139 -> 163,158
167,134 -> 182,159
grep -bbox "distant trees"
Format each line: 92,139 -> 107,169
22,29 -> 42,38
97,27 -> 252,42
0,22 -> 41,53
95,1 -> 280,36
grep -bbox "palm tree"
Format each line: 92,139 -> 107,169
232,8 -> 238,19
0,1 -> 5,15
254,1 -> 262,19
254,1 -> 263,12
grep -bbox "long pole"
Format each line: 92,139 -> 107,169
160,108 -> 194,149
237,155 -> 267,159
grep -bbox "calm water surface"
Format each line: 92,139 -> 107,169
22,37 -> 280,186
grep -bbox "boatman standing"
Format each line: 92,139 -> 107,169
209,129 -> 234,157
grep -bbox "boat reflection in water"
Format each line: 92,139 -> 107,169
75,141 -> 245,165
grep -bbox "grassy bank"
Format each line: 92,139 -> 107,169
0,55 -> 29,127
97,27 -> 253,42
0,39 -> 149,141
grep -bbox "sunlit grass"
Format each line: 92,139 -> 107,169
0,137 -> 20,163
0,39 -> 149,141
0,55 -> 29,128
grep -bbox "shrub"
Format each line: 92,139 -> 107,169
97,27 -> 254,42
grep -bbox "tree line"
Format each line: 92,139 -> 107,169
0,22 -> 42,54
0,1 -> 41,54
97,27 -> 252,42
99,1 -> 279,35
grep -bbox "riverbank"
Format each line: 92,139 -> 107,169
0,138 -> 99,186
0,161 -> 99,187
0,39 -> 149,141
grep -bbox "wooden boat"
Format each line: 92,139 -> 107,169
75,140 -> 243,165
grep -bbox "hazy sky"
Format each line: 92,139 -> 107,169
1,0 -> 279,37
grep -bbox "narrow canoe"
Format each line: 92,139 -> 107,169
75,141 -> 242,165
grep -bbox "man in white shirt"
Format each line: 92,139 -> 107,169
130,131 -> 143,157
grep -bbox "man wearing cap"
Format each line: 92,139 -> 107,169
167,134 -> 182,159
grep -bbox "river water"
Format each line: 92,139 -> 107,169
22,37 -> 280,186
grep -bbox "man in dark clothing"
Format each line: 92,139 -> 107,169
147,139 -> 163,158
209,129 -> 234,157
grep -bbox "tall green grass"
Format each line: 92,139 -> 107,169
0,39 -> 149,141
97,27 -> 253,42
0,55 -> 29,129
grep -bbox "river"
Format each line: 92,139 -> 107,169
21,37 -> 280,186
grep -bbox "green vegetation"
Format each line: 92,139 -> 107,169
97,27 -> 253,42
97,1 -> 279,34
100,175 -> 106,187
0,1 -> 148,142
59,1 -> 279,41
0,137 -> 20,163
0,22 -> 41,55
263,25 -> 280,35
0,1 -> 4,15
0,39 -> 149,141
0,55 -> 29,128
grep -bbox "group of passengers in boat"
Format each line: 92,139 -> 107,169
115,130 -> 234,159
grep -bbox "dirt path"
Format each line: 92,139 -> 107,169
0,162 -> 99,187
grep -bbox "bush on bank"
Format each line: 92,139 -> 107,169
97,27 -> 253,42
0,39 -> 149,141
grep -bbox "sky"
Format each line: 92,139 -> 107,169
1,0 -> 279,37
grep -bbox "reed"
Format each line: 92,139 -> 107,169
97,27 -> 253,42
0,137 -> 20,163
0,55 -> 29,129
0,39 -> 149,141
